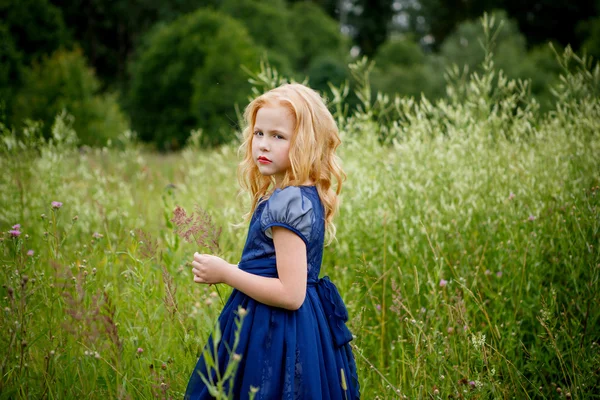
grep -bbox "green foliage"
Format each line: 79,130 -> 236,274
371,37 -> 445,100
288,2 -> 348,72
0,24 -> 22,110
128,8 -> 260,150
580,16 -> 600,61
0,0 -> 69,116
219,0 -> 297,75
440,10 -> 528,79
0,0 -> 69,66
12,48 -> 129,146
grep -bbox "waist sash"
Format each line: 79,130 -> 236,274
239,259 -> 354,348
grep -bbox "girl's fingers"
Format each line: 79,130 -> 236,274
193,275 -> 204,283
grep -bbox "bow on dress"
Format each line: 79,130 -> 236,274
309,276 -> 354,348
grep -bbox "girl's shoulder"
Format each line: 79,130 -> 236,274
259,185 -> 319,244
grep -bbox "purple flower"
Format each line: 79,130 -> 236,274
92,232 -> 103,239
528,215 -> 536,221
469,381 -> 476,387
496,271 -> 503,278
27,250 -> 34,257
375,304 -> 381,311
9,230 -> 21,237
137,347 -> 144,354
51,201 -> 63,209
508,192 -> 515,200
439,279 -> 448,287
12,224 -> 21,230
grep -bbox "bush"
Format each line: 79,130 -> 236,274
371,37 -> 445,100
219,0 -> 297,75
288,2 -> 349,72
128,8 -> 260,150
11,48 -> 129,146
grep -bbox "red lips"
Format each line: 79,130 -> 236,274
258,156 -> 271,163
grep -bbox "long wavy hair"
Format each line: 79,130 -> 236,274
237,83 -> 346,245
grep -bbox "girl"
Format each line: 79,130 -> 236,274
185,83 -> 359,399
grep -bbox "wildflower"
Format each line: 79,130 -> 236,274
51,201 -> 63,209
94,352 -> 100,359
439,279 -> 448,287
376,304 -> 381,311
92,232 -> 103,239
469,381 -> 476,388
484,269 -> 491,276
9,230 -> 21,237
447,327 -> 454,334
161,363 -> 167,370
171,205 -> 221,254
12,224 -> 21,230
496,271 -> 503,278
137,347 -> 144,354
41,214 -> 46,219
508,192 -> 515,200
27,250 -> 34,257
528,215 -> 536,221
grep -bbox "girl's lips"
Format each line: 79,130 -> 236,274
258,157 -> 271,164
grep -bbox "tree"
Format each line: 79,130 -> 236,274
371,37 -> 444,100
219,0 -> 298,74
12,48 -> 128,146
289,2 -> 349,71
128,9 -> 260,150
347,0 -> 394,57
50,0 -> 218,88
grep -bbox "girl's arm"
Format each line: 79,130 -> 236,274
192,226 -> 307,310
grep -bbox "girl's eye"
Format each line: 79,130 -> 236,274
275,134 -> 284,140
254,131 -> 263,136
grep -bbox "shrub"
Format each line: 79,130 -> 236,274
12,48 -> 128,146
128,8 -> 260,150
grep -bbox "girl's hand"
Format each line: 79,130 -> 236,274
191,252 -> 232,285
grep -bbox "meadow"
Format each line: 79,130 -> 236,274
1,32 -> 599,398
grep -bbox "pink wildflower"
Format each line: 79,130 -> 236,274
27,250 -> 34,257
12,224 -> 21,230
528,215 -> 536,221
51,201 -> 63,209
137,347 -> 144,354
508,192 -> 515,200
375,304 -> 381,311
496,271 -> 503,278
439,279 -> 448,287
92,232 -> 103,239
9,230 -> 21,237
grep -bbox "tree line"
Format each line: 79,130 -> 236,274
1,0 -> 599,149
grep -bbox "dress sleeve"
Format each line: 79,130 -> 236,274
260,186 -> 314,245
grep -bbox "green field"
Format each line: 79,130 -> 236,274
1,49 -> 599,399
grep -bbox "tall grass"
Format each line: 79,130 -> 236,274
1,15 -> 599,399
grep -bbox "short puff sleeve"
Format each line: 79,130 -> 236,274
260,187 -> 314,245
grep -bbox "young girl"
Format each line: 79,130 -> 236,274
185,83 -> 359,399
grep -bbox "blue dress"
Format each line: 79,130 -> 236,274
185,185 -> 360,400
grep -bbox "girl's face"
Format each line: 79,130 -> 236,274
252,104 -> 294,188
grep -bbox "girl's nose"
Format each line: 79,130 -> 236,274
259,139 -> 269,151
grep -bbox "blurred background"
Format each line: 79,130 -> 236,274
1,0 -> 599,150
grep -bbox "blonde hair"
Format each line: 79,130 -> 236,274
237,83 -> 346,244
